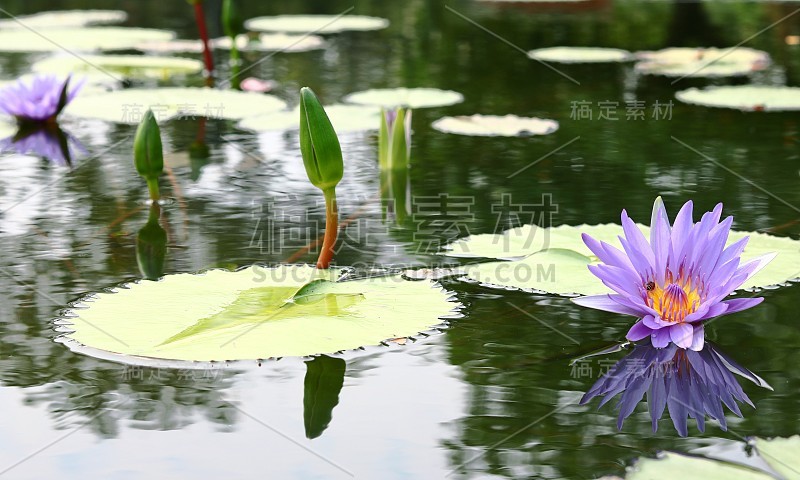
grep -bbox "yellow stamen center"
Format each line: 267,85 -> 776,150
645,273 -> 703,323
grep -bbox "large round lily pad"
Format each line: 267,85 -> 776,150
245,15 -> 389,34
635,47 -> 770,78
239,105 -> 380,133
0,27 -> 175,53
65,87 -> 288,123
343,88 -> 464,109
432,114 -> 558,137
0,10 -> 127,29
32,55 -> 203,81
528,47 -> 632,63
445,224 -> 800,295
676,86 -> 800,112
57,265 -> 458,363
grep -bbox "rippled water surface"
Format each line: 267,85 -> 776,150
1,0 -> 799,478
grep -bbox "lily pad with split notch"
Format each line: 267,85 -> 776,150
0,27 -> 175,53
675,86 -> 800,112
444,224 -> 800,295
528,47 -> 633,64
57,265 -> 459,363
245,15 -> 389,34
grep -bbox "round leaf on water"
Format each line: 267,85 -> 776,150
32,55 -> 203,81
676,86 -> 800,112
65,88 -> 288,123
432,114 -> 558,137
528,47 -> 632,63
753,436 -> 800,479
343,88 -> 464,109
0,10 -> 127,29
0,27 -> 175,53
239,105 -> 381,133
627,452 -> 773,480
636,47 -> 770,78
445,224 -> 800,294
245,15 -> 389,34
0,120 -> 15,139
57,265 -> 458,363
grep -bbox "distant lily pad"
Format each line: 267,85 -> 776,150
0,10 -> 127,28
65,87 -> 288,123
445,224 -> 800,295
0,27 -> 175,53
432,114 -> 558,137
0,121 -> 16,139
245,14 -> 389,34
635,47 -> 770,77
32,55 -> 203,81
343,88 -> 464,109
753,436 -> 800,479
239,105 -> 380,133
57,265 -> 457,363
137,34 -> 326,54
676,86 -> 800,112
527,47 -> 632,63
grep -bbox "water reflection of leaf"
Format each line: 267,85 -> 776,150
303,355 -> 346,439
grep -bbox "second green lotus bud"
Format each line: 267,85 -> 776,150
299,87 -> 343,193
133,109 -> 164,200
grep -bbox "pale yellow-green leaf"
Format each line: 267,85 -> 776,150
245,15 -> 389,34
0,27 -> 174,53
676,86 -> 800,112
344,88 -> 464,109
32,55 -> 203,81
65,87 -> 287,123
636,47 -> 769,78
59,265 -> 457,362
627,452 -> 773,480
445,224 -> 800,295
753,436 -> 800,480
432,114 -> 559,137
528,47 -> 632,63
0,10 -> 127,29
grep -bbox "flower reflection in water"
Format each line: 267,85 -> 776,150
579,341 -> 772,436
0,125 -> 87,166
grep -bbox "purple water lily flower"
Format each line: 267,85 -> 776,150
580,341 -> 771,436
572,198 -> 774,350
0,75 -> 83,123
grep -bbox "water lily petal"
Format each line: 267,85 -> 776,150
626,319 -> 655,341
651,328 -> 671,348
669,323 -> 694,349
571,294 -> 642,316
689,324 -> 704,351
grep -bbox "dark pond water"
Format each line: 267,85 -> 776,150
1,0 -> 799,478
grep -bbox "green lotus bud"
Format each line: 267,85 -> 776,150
222,0 -> 245,38
133,109 -> 164,201
299,87 -> 343,193
136,204 -> 167,281
378,107 -> 412,170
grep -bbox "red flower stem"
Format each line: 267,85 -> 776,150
193,1 -> 215,83
316,189 -> 339,269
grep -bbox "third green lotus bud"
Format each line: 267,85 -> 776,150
133,109 -> 164,200
298,87 -> 343,193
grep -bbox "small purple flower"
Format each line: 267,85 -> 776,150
580,342 -> 771,436
572,198 -> 774,350
0,75 -> 83,123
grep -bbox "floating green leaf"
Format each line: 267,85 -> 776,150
432,114 -> 558,137
636,47 -> 770,78
244,14 -> 389,34
622,437 -> 800,480
0,10 -> 127,29
676,86 -> 800,112
238,105 -> 380,133
445,224 -> 800,295
303,355 -> 346,439
0,27 -> 175,52
32,55 -> 203,81
528,47 -> 632,63
628,452 -> 773,480
343,88 -> 464,109
57,265 -> 458,363
65,87 -> 287,123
